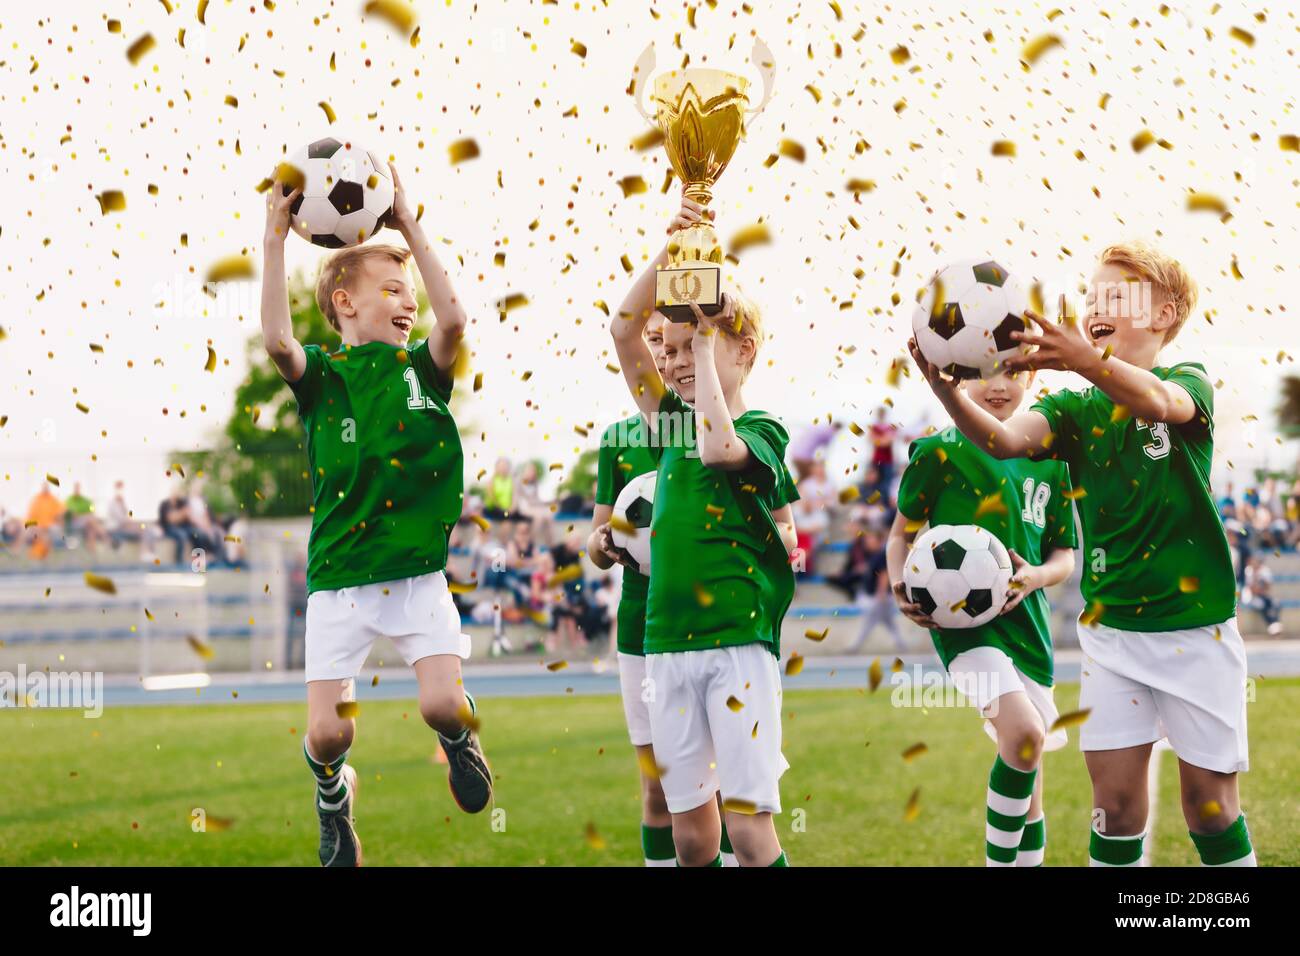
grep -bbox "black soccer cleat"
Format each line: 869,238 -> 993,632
440,728 -> 493,814
317,764 -> 363,867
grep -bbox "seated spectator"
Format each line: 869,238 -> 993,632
794,459 -> 837,572
482,457 -> 514,520
157,488 -> 198,564
515,460 -> 555,545
64,482 -> 108,553
1242,555 -> 1283,637
106,480 -> 143,550
222,515 -> 249,568
25,482 -> 65,560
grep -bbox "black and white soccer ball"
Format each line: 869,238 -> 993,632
911,258 -> 1030,379
903,524 -> 1013,629
280,137 -> 394,248
609,472 -> 656,576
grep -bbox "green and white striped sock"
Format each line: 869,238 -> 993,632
1017,815 -> 1046,867
1190,814 -> 1256,866
1089,826 -> 1144,866
720,821 -> 738,867
641,823 -> 676,868
304,741 -> 350,813
768,850 -> 789,867
986,755 -> 1036,866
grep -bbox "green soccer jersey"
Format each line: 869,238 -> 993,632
897,427 -> 1077,687
288,339 -> 464,594
643,390 -> 799,657
595,414 -> 658,656
1030,362 -> 1235,631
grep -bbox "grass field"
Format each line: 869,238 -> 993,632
3,680 -> 1297,866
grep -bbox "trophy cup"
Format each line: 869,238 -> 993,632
632,41 -> 774,322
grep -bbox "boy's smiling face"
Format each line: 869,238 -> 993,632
334,257 -> 419,347
960,368 -> 1032,422
661,319 -> 748,405
1084,261 -> 1170,364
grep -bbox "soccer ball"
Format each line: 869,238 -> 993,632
903,524 -> 1013,629
280,137 -> 394,248
609,472 -> 656,576
911,258 -> 1030,379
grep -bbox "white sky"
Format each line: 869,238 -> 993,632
1,0 -> 1297,516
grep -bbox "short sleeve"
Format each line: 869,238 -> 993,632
1029,388 -> 1082,461
1165,362 -> 1214,435
895,440 -> 944,521
287,344 -> 328,413
734,412 -> 796,507
409,339 -> 454,404
1044,462 -> 1079,551
595,424 -> 621,506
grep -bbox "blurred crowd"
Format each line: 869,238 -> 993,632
0,479 -> 248,568
3,412 -> 1295,650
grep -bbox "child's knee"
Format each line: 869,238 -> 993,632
1092,785 -> 1146,836
419,691 -> 466,730
306,719 -> 353,761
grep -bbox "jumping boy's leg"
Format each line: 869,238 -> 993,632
1085,745 -> 1153,866
306,678 -> 362,867
413,654 -> 493,813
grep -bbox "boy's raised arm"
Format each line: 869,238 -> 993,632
610,194 -> 709,423
908,338 -> 1051,459
261,181 -> 308,383
387,163 -> 467,374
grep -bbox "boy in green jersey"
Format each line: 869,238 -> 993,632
887,369 -> 1077,866
263,165 -> 491,867
610,195 -> 799,867
913,241 -> 1254,867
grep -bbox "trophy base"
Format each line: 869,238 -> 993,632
655,263 -> 722,323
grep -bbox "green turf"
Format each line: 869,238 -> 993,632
2,680 -> 1296,866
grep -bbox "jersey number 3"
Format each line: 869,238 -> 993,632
404,367 -> 437,410
1136,420 -> 1171,460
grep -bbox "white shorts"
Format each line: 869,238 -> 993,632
618,652 -> 653,747
1076,615 -> 1249,773
947,646 -> 1068,752
304,571 -> 471,683
645,643 -> 789,815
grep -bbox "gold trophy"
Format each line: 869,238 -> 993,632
632,41 -> 774,322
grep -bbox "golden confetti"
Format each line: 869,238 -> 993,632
206,255 -> 255,283
448,579 -> 477,594
617,175 -> 649,199
456,701 -> 481,732
901,742 -> 928,763
1109,404 -> 1131,424
363,0 -> 418,35
203,346 -> 218,373
868,657 -> 883,692
197,0 -> 209,24
1063,487 -> 1087,500
990,140 -> 1017,157
335,701 -> 360,719
785,653 -> 804,677
725,695 -> 744,712
631,128 -> 665,151
548,565 -> 582,587
890,45 -> 910,64
903,787 -> 921,822
318,101 -> 337,124
1178,576 -> 1200,593
804,628 -> 828,643
608,514 -> 636,536
201,815 -> 234,833
1280,135 -> 1299,152
1186,192 -> 1228,215
187,635 -> 215,660
693,582 -> 714,608
1229,26 -> 1255,46
1049,708 -> 1092,732
449,138 -> 480,164
728,222 -> 771,256
96,191 -> 127,215
1199,799 -> 1223,820
1131,130 -> 1155,152
722,797 -> 757,815
546,660 -> 568,672
84,572 -> 117,595
636,751 -> 665,780
583,821 -> 606,850
1020,34 -> 1062,68
845,178 -> 876,193
838,486 -> 860,505
778,139 -> 806,162
974,494 -> 1008,518
126,34 -> 156,65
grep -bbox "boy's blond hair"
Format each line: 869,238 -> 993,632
1098,240 -> 1198,344
716,290 -> 766,380
315,244 -> 413,332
